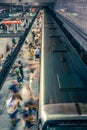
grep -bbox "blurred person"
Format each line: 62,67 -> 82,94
6,95 -> 20,127
21,111 -> 36,130
6,44 -> 11,54
32,28 -> 36,42
4,50 -> 11,63
34,36 -> 39,45
8,80 -> 20,95
8,80 -> 23,108
25,37 -> 29,45
23,99 -> 38,114
21,84 -> 39,105
15,65 -> 22,87
2,24 -> 7,33
35,46 -> 40,61
21,85 -> 32,103
0,54 -> 5,66
9,64 -> 16,76
18,61 -> 24,82
11,44 -> 15,53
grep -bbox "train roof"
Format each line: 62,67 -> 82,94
39,103 -> 87,122
39,10 -> 87,118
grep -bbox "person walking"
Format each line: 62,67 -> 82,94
8,80 -> 20,97
6,95 -> 20,127
18,61 -> 24,82
35,46 -> 40,61
15,65 -> 22,87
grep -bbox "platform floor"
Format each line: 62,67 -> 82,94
0,28 -> 40,130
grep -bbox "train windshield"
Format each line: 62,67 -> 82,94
46,126 -> 87,130
46,121 -> 87,130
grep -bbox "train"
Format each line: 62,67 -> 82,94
38,8 -> 87,130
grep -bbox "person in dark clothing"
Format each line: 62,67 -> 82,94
22,113 -> 35,130
8,80 -> 22,112
18,61 -> 24,82
21,100 -> 37,130
9,84 -> 19,94
6,44 -> 11,53
24,99 -> 38,111
32,29 -> 35,42
4,50 -> 11,63
9,80 -> 19,93
11,44 -> 15,53
15,66 -> 22,86
8,80 -> 22,100
2,24 -> 7,33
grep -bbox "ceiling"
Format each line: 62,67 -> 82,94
0,0 -> 56,7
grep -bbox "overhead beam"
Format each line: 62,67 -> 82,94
0,0 -> 56,3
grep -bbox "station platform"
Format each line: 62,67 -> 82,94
0,15 -> 40,130
0,39 -> 40,130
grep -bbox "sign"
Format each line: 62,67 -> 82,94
2,20 -> 22,24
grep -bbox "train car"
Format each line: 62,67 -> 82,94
38,8 -> 87,130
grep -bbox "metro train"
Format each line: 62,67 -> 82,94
38,8 -> 87,130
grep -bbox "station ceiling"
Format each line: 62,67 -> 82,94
0,0 -> 56,7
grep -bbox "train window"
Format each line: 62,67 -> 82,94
46,126 -> 87,130
46,121 -> 87,130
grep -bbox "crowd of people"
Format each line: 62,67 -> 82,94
4,10 -> 42,130
0,39 -> 17,72
0,12 -> 29,34
6,80 -> 38,129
